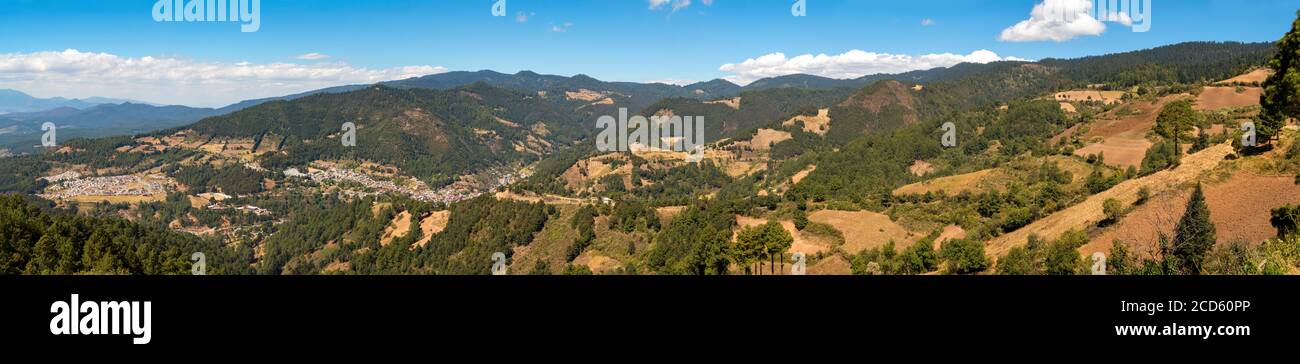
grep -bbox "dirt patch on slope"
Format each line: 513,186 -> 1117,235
1054,90 -> 1125,104
379,211 -> 413,246
989,143 -> 1234,258
705,97 -> 741,110
1216,69 -> 1272,85
908,160 -> 934,177
792,165 -> 817,184
749,129 -> 793,151
1082,171 -> 1300,258
1195,87 -> 1262,111
412,210 -> 451,249
783,108 -> 831,135
893,169 -> 1002,196
1072,95 -> 1186,169
809,210 -> 915,255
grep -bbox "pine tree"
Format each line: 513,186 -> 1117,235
1172,184 -> 1217,275
1258,9 -> 1300,143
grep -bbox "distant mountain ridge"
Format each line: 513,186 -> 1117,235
0,89 -> 147,114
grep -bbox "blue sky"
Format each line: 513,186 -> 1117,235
0,0 -> 1295,107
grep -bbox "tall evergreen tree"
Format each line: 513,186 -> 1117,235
1258,9 -> 1300,143
1172,184 -> 1217,275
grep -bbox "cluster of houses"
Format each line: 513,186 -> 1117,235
39,174 -> 167,200
288,166 -> 527,204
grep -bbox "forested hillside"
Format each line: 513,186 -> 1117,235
0,40 -> 1293,276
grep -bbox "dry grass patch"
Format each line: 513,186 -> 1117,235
379,211 -> 413,247
782,108 -> 831,135
989,143 -> 1234,258
1194,87 -> 1262,111
792,165 -> 817,184
1216,69 -> 1273,85
1072,95 -> 1187,168
412,210 -> 451,249
907,160 -> 934,177
705,97 -> 741,110
808,210 -> 915,255
1083,171 -> 1300,258
1059,102 -> 1078,113
749,129 -> 793,151
564,89 -> 607,102
1053,90 -> 1126,104
893,168 -> 1003,196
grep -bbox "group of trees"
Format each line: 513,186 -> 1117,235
850,237 -> 941,275
1257,10 -> 1300,144
733,221 -> 794,275
172,164 -> 268,195
1020,184 -> 1224,275
0,195 -> 252,275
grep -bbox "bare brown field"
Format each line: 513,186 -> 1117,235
1194,87 -> 1262,111
989,143 -> 1234,258
782,108 -> 831,135
1082,171 -> 1300,258
1059,102 -> 1077,113
412,210 -> 451,249
935,225 -> 967,247
1216,69 -> 1273,85
379,211 -> 413,246
808,254 -> 852,275
907,160 -> 934,177
564,89 -> 606,102
1072,95 -> 1185,168
494,190 -> 585,205
893,168 -> 1002,196
749,129 -> 793,151
573,253 -> 624,274
792,165 -> 817,184
1074,136 -> 1152,169
705,97 -> 741,110
561,154 -> 632,191
1053,90 -> 1126,104
808,210 -> 916,255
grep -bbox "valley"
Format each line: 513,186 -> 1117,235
3,39 -> 1299,276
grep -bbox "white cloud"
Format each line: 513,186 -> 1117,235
998,0 -> 1107,42
0,49 -> 446,107
296,53 -> 331,60
649,0 -> 710,12
921,18 -> 935,26
719,49 -> 1028,85
551,22 -> 573,32
647,79 -> 697,86
516,11 -> 535,23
